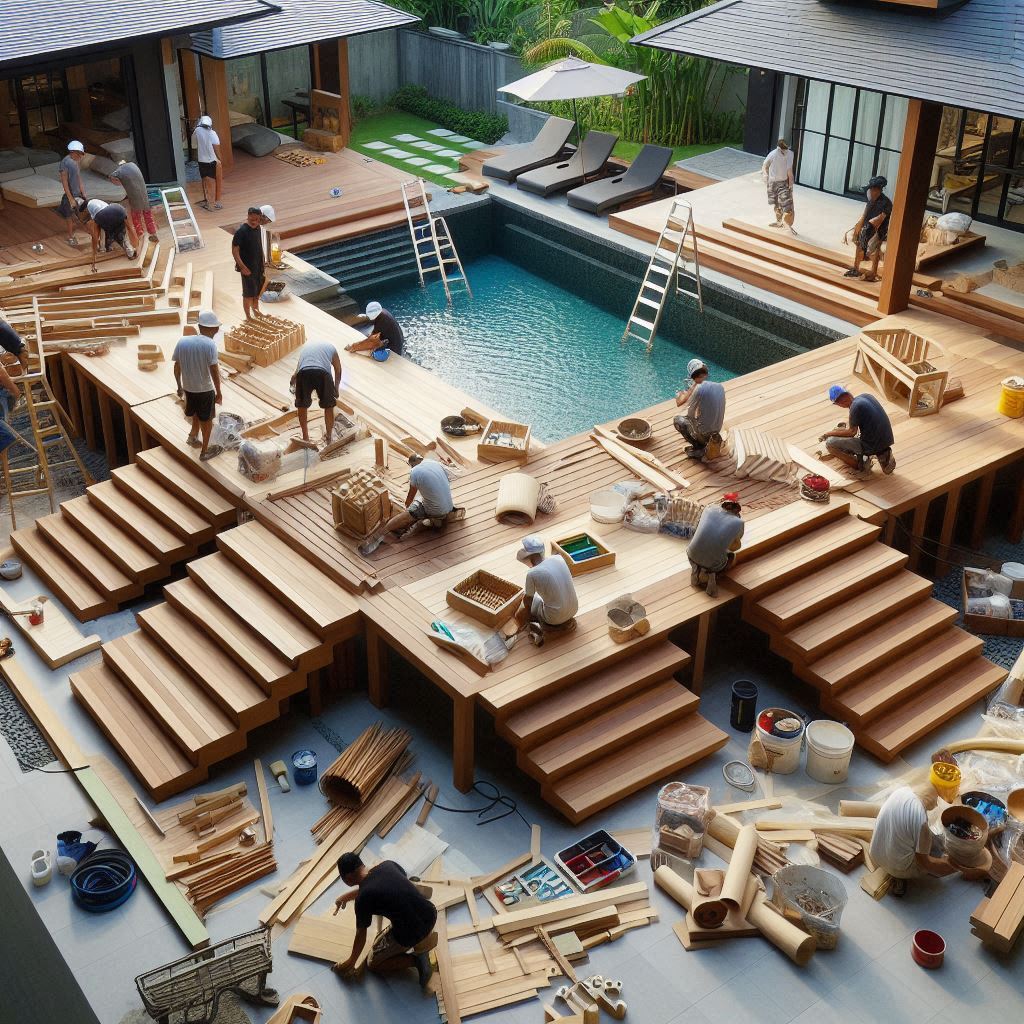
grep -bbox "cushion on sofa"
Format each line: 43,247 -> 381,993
90,155 -> 120,177
0,150 -> 30,174
13,146 -> 59,167
101,137 -> 136,161
0,167 -> 33,183
233,123 -> 282,157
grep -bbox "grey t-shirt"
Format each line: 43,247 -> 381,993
296,340 -> 337,375
409,459 -> 453,516
59,155 -> 83,196
689,380 -> 726,435
171,334 -> 218,394
686,505 -> 744,572
111,162 -> 148,208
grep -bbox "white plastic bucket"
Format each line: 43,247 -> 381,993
756,708 -> 804,775
1002,562 -> 1024,582
805,720 -> 855,784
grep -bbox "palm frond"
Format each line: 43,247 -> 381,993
523,37 -> 605,65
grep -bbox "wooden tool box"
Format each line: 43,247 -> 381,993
331,469 -> 392,537
224,315 -> 305,367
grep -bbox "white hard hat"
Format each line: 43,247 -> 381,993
199,115 -> 213,128
67,140 -> 85,153
260,204 -> 276,222
687,358 -> 707,377
365,301 -> 382,320
516,535 -> 546,563
197,310 -> 221,328
86,199 -> 108,218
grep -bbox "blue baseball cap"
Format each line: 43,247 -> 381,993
828,384 -> 850,403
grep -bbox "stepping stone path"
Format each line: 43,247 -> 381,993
352,127 -> 487,182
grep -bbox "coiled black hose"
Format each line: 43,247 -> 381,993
70,850 -> 137,912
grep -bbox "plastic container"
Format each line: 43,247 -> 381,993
653,782 -> 712,861
554,829 -> 636,892
911,929 -> 945,969
772,865 -> 848,950
590,489 -> 628,524
1002,562 -> 1024,582
730,680 -> 758,732
756,707 -> 804,774
997,378 -> 1024,418
1007,787 -> 1024,822
805,720 -> 855,784
929,761 -> 961,802
291,749 -> 319,786
961,791 -> 1007,829
941,805 -> 989,865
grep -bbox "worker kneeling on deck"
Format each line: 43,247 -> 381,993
673,358 -> 725,461
821,384 -> 896,476
332,852 -> 437,986
345,301 -> 405,359
687,492 -> 743,598
508,535 -> 579,647
290,339 -> 342,445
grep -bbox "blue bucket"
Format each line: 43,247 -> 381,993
292,749 -> 319,785
371,346 -> 390,362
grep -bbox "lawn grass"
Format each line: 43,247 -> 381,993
349,110 -> 474,187
611,140 -> 741,165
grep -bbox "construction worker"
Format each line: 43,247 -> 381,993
331,852 -> 437,986
508,535 -> 579,647
674,357 -> 725,460
109,160 -> 158,243
232,207 -> 265,320
345,302 -> 405,359
821,384 -> 896,475
80,200 -> 139,269
172,311 -> 223,461
687,493 -> 743,597
0,316 -> 31,375
870,786 -> 956,896
191,114 -> 223,210
843,175 -> 891,283
57,141 -> 87,246
290,339 -> 342,444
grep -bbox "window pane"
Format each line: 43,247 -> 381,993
876,149 -> 901,190
797,132 -> 825,187
881,95 -> 908,151
265,46 -> 310,132
849,143 -> 876,192
823,135 -> 851,193
804,81 -> 830,134
830,86 -> 856,141
854,91 -> 882,144
227,56 -> 265,125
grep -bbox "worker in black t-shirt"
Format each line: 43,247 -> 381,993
331,852 -> 437,986
345,301 -> 405,359
843,175 -> 893,283
231,207 -> 266,320
0,318 -> 30,375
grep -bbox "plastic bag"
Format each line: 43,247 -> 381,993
209,411 -> 245,451
936,211 -> 972,233
965,566 -> 1013,599
237,438 -> 282,482
622,499 -> 662,533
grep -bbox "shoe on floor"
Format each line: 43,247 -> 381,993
31,849 -> 52,887
186,436 -> 202,448
768,221 -> 783,228
199,444 -> 223,462
198,200 -> 211,211
66,237 -> 79,247
880,450 -> 897,475
842,268 -> 861,278
148,233 -> 159,242
891,878 -> 908,897
213,202 -> 223,210
56,831 -> 96,876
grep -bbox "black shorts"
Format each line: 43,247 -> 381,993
241,273 -> 264,299
198,161 -> 218,179
294,367 -> 337,409
184,389 -> 216,422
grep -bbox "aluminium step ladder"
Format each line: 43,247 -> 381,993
622,197 -> 703,352
160,186 -> 204,254
400,178 -> 471,303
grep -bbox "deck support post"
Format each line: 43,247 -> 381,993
60,358 -> 82,436
877,99 -> 943,316
453,695 -> 475,793
78,372 -> 97,452
882,515 -> 896,547
308,670 -> 323,717
908,500 -> 929,572
199,56 -> 234,172
690,610 -> 712,696
366,625 -> 389,708
971,472 -> 995,550
938,484 -> 961,568
96,389 -> 118,469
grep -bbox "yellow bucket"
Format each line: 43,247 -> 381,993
997,377 -> 1024,418
930,761 -> 961,802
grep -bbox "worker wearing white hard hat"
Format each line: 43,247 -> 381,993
507,534 -> 579,649
674,355 -> 726,461
259,205 -> 276,223
172,310 -> 224,463
79,197 -> 138,268
345,301 -> 406,359
191,114 -> 223,210
58,142 -> 88,246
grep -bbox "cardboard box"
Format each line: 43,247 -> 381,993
961,569 -> 1024,637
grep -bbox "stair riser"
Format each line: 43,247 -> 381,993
110,474 -> 215,544
10,532 -> 114,622
279,197 -> 412,240
732,501 -> 851,566
87,490 -> 195,562
60,505 -> 163,586
34,519 -> 142,603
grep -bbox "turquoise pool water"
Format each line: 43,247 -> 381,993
368,255 -> 735,442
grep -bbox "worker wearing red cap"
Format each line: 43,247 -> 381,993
686,493 -> 743,597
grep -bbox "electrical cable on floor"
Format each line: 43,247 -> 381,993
70,850 -> 137,912
885,512 -> 1003,574
418,780 -> 532,829
14,755 -> 90,775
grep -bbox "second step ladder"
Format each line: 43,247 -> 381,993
401,178 -> 471,303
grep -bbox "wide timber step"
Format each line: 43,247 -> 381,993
498,642 -> 690,747
111,463 -> 217,543
854,659 -> 1007,762
70,663 -> 208,801
10,526 -> 116,621
826,628 -> 983,725
102,633 -> 241,766
520,681 -> 699,784
35,513 -> 141,603
135,446 -> 237,527
87,480 -> 194,563
61,496 -> 163,584
542,714 -> 729,825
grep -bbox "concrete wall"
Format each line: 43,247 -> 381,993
348,31 -> 401,104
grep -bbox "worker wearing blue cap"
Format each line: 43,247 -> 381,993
843,175 -> 892,283
821,384 -> 896,475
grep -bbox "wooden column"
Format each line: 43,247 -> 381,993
366,625 -> 389,707
453,695 -> 475,793
970,472 -> 995,550
689,611 -> 712,696
937,484 -> 962,568
907,500 -> 929,573
65,66 -> 92,128
77,372 -> 96,452
878,99 -> 943,315
181,51 -> 203,127
199,56 -> 233,171
337,39 -> 351,149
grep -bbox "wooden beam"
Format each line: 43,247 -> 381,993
337,39 -> 351,148
200,55 -> 233,171
938,484 -> 962,566
878,100 -> 943,315
970,472 -> 995,550
366,625 -> 388,707
453,694 -> 475,793
255,759 -> 273,845
690,610 -> 711,696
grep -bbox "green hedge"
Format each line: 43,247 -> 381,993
391,85 -> 508,145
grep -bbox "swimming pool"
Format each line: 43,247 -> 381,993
365,254 -> 734,442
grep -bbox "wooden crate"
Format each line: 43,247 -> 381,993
853,328 -> 948,416
551,532 -> 615,577
331,469 -> 392,537
446,569 -> 523,627
478,419 -> 531,464
224,315 -> 306,368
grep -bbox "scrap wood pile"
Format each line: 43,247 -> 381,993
729,428 -> 796,484
971,862 -> 1024,952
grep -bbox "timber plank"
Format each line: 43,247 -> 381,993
86,480 -> 193,562
35,513 -> 141,601
135,445 -> 237,525
111,463 -> 216,542
60,495 -> 164,584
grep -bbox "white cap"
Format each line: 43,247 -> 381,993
365,301 -> 382,320
86,199 -> 108,218
516,535 -> 546,563
197,310 -> 221,328
67,140 -> 85,153
687,358 -> 706,377
199,115 -> 213,128
260,204 -> 276,222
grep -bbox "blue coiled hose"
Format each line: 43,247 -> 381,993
70,850 -> 137,912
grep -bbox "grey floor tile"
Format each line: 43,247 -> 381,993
609,951 -> 699,1024
695,979 -> 796,1024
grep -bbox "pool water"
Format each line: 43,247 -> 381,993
370,255 -> 735,442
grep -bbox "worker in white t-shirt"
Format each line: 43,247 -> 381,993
190,115 -> 223,211
761,138 -> 796,234
506,536 -> 579,648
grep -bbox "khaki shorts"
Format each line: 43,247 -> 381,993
367,925 -> 436,968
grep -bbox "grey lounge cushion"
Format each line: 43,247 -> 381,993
90,155 -> 119,177
14,146 -> 60,167
233,123 -> 282,157
482,116 -> 575,181
567,144 -> 673,214
231,122 -> 261,143
0,167 -> 33,183
102,107 -> 132,133
0,149 -> 30,174
516,131 -> 618,196
101,137 -> 136,161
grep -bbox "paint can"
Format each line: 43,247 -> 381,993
997,376 -> 1024,418
929,760 -> 961,802
805,720 -> 855,784
291,749 -> 319,786
730,680 -> 758,732
755,707 -> 804,774
911,929 -> 945,969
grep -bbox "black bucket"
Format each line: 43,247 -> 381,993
730,680 -> 758,732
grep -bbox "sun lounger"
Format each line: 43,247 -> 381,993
481,116 -> 575,182
567,144 -> 674,214
515,131 -> 618,197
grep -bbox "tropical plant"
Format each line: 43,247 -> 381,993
466,0 -> 530,43
391,85 -> 509,143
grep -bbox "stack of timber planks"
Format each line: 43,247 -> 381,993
971,863 -> 1024,952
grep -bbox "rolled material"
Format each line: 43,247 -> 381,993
692,894 -> 728,929
839,800 -> 881,818
946,737 -> 1024,756
706,812 -> 741,848
495,472 -> 541,525
747,892 -> 816,965
722,825 -> 757,907
654,865 -> 695,911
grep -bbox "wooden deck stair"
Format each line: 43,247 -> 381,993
11,448 -> 238,622
738,509 -> 1006,762
69,521 -> 362,801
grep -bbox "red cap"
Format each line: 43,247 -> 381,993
723,492 -> 740,502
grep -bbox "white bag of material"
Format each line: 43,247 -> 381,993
967,594 -> 1011,619
209,411 -> 246,451
237,438 -> 283,482
936,211 -> 972,234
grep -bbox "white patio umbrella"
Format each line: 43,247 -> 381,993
498,57 -> 646,174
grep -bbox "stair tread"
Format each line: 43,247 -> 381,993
187,553 -> 323,667
111,464 -> 214,540
70,663 -> 206,799
856,659 -> 1007,762
10,527 -> 115,621
525,681 -> 698,780
217,522 -> 358,636
87,480 -> 191,561
833,628 -> 983,722
808,600 -> 958,690
502,642 -> 690,745
163,578 -> 294,687
729,517 -> 879,593
784,571 -> 934,659
136,447 -> 236,525
61,495 -> 162,582
136,603 -> 271,720
544,714 -> 729,825
35,513 -> 140,599
104,632 -> 236,761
